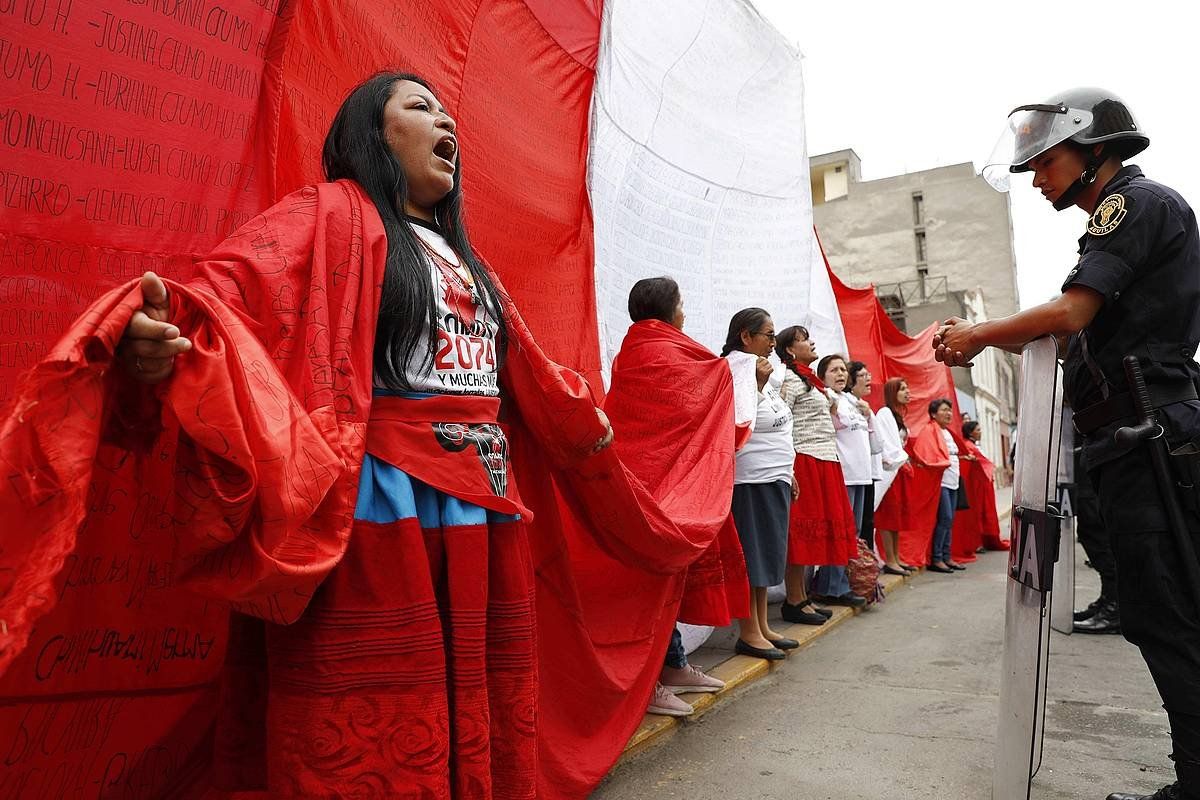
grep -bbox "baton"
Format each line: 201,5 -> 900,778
1114,356 -> 1200,615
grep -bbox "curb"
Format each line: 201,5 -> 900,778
617,570 -> 909,763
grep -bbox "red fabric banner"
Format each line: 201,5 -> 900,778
0,2 -> 667,797
821,233 -> 958,567
603,319 -> 748,627
0,0 -> 604,399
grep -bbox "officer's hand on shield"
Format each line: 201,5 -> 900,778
933,317 -> 979,367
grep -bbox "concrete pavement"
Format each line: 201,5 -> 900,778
594,543 -> 1174,800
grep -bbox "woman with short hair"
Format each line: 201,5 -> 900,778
928,397 -> 965,573
846,360 -> 882,549
809,354 -> 870,607
609,276 -> 735,716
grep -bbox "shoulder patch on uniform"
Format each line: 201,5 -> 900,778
1088,193 -> 1128,236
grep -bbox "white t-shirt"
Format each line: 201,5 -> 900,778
873,408 -> 910,471
734,382 -> 795,485
941,427 -> 961,489
387,224 -> 500,396
833,391 -> 873,486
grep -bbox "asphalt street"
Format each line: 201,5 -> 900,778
594,544 -> 1174,800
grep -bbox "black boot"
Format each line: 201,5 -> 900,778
1106,782 -> 1182,799
1074,595 -> 1108,622
1074,600 -> 1121,634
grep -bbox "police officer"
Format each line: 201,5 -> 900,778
934,88 -> 1200,800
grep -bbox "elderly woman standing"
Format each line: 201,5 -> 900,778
775,326 -> 857,626
607,277 -> 734,716
847,361 -> 883,549
721,308 -> 800,660
809,354 -> 870,607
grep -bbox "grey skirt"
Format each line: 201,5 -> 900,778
731,480 -> 791,588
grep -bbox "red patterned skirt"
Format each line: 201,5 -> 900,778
678,515 -> 750,627
875,462 -> 918,531
787,453 -> 858,566
257,392 -> 537,798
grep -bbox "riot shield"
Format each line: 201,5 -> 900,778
993,337 -> 1064,800
1049,409 -> 1076,635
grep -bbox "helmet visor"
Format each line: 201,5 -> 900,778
980,104 -> 1093,192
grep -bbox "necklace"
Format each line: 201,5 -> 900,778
417,237 -> 481,306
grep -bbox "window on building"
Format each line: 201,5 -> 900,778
912,192 -> 924,226
835,165 -> 843,173
878,293 -> 906,333
915,230 -> 927,264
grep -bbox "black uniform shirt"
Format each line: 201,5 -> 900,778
1060,165 -> 1200,467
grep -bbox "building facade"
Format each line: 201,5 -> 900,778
811,149 -> 1020,481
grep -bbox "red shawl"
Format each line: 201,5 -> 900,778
897,420 -> 950,567
789,360 -> 828,391
953,437 -> 1004,558
0,182 -> 700,799
603,319 -> 748,627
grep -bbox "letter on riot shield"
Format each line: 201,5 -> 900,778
994,337 -> 1064,800
1050,411 -> 1076,636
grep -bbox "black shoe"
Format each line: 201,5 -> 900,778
1106,781 -> 1183,799
780,601 -> 828,626
1074,595 -> 1107,622
927,564 -> 955,574
824,592 -> 867,608
812,604 -> 833,618
768,637 -> 800,650
1074,602 -> 1121,635
882,564 -> 907,576
734,639 -> 787,660
948,562 -> 967,571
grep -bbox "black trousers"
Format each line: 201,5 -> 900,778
1093,447 -> 1200,796
1075,462 -> 1119,602
860,481 -> 876,550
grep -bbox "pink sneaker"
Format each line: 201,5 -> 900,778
647,682 -> 694,717
660,664 -> 725,694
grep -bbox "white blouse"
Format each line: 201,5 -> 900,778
728,354 -> 795,485
833,391 -> 874,486
941,428 -> 961,489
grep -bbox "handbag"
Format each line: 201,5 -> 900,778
847,539 -> 884,605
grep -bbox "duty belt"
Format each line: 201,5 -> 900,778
1071,378 -> 1197,435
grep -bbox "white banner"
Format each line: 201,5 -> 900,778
589,0 -> 847,380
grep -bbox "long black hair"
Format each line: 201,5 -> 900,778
774,325 -> 810,387
322,71 -> 508,390
720,308 -> 771,357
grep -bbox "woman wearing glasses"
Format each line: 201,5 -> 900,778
720,309 -> 799,660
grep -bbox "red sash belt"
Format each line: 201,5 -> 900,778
366,393 -> 531,519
